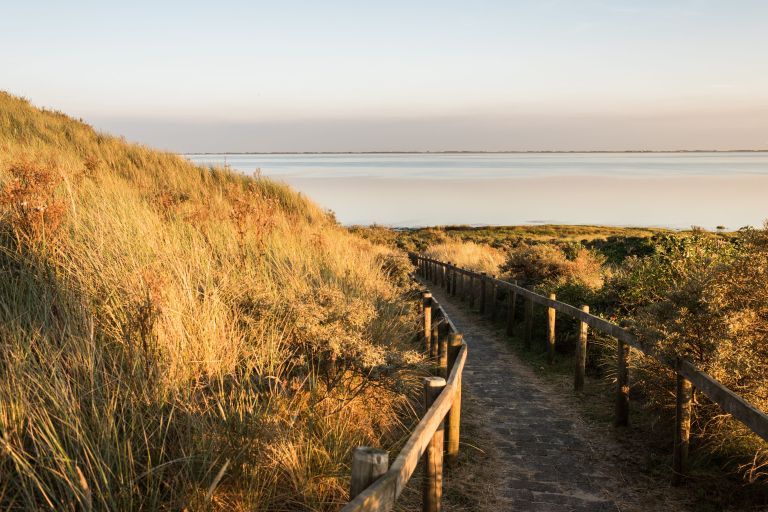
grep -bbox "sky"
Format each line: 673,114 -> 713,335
2,0 -> 768,152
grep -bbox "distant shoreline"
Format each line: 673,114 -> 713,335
183,149 -> 768,155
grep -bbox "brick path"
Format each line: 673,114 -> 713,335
428,285 -> 666,512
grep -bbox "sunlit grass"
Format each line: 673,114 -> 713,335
0,92 -> 424,510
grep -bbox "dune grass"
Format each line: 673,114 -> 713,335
0,93 -> 424,510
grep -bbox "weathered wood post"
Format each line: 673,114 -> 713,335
524,287 -> 534,350
547,293 -> 556,365
479,273 -> 487,314
673,359 -> 693,485
446,334 -> 463,465
423,377 -> 446,512
350,446 -> 389,499
438,324 -> 449,378
468,274 -> 476,308
440,262 -> 445,291
506,281 -> 518,336
490,279 -> 499,320
431,322 -> 440,360
423,292 -> 432,353
615,338 -> 630,426
450,264 -> 457,297
574,305 -> 589,392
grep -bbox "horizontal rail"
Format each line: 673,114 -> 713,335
679,360 -> 768,441
414,254 -> 768,444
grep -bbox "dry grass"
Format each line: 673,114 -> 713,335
0,92 -> 425,510
423,240 -> 505,275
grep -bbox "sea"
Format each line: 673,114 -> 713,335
185,152 -> 768,229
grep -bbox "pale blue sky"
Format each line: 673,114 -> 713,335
2,1 -> 767,151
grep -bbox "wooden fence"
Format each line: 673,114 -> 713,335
413,254 -> 768,485
342,291 -> 468,512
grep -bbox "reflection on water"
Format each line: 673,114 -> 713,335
185,152 -> 768,229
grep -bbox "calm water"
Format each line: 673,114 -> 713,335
185,152 -> 768,229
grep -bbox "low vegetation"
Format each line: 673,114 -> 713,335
423,240 -> 505,275
0,93 -> 423,510
380,223 -> 768,494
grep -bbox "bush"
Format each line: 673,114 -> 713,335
607,230 -> 768,481
500,243 -> 605,291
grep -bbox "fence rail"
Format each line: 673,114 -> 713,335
342,290 -> 467,512
413,253 -> 768,484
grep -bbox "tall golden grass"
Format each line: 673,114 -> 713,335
423,240 -> 505,275
0,93 -> 423,510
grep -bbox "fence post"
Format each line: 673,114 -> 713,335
441,263 -> 446,289
423,292 -> 432,353
431,322 -> 440,360
575,305 -> 589,392
350,447 -> 389,499
506,281 -> 517,336
468,274 -> 476,308
490,279 -> 499,320
423,377 -> 446,512
479,273 -> 487,314
673,359 -> 693,485
438,325 -> 449,378
547,293 -> 556,365
450,264 -> 457,296
524,288 -> 534,350
446,334 -> 463,465
615,338 -> 630,426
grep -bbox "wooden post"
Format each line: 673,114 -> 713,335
490,280 -> 499,320
468,274 -> 475,308
422,377 -> 446,512
423,292 -> 432,353
446,334 -> 463,465
479,274 -> 487,314
506,282 -> 517,336
524,288 -> 533,350
447,334 -> 463,375
350,446 -> 389,499
574,305 -> 589,392
441,263 -> 446,289
547,293 -> 556,365
615,339 -> 630,427
450,264 -> 457,296
438,325 -> 449,378
431,322 -> 440,360
673,360 -> 693,485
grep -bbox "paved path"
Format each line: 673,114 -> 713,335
428,285 -> 666,512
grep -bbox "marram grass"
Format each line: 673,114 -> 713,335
0,92 -> 423,510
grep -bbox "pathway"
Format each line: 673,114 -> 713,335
427,284 -> 676,512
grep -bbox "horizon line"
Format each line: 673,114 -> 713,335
181,149 -> 768,155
